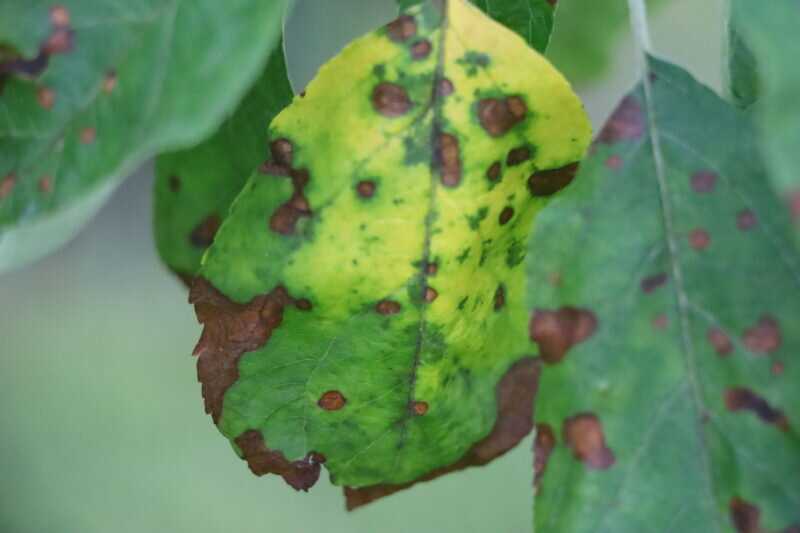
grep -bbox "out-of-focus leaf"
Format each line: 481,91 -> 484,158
731,0 -> 800,224
0,0 -> 290,273
528,56 -> 800,532
546,0 -> 666,84
726,4 -> 758,109
191,0 -> 590,502
399,0 -> 556,52
154,46 -> 294,283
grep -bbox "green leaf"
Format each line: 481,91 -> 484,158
730,0 -> 800,214
398,0 -> 556,53
528,56 -> 800,532
154,46 -> 294,282
726,2 -> 758,109
192,0 -> 590,500
0,0 -> 290,273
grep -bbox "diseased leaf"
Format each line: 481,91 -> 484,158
730,0 -> 800,223
398,0 -> 556,53
528,56 -> 800,532
192,0 -> 590,501
0,0 -> 289,273
154,46 -> 294,283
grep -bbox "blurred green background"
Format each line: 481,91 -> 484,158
0,1 -> 723,531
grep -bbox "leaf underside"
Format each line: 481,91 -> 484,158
528,56 -> 800,532
0,0 -> 288,272
192,0 -> 590,500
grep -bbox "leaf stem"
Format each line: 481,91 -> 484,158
626,0 -> 653,55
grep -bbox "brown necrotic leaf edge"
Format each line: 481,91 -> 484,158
344,357 -> 541,511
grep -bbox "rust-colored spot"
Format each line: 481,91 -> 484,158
345,358 -> 541,510
499,206 -> 514,225
295,298 -> 312,311
386,14 -> 416,42
424,286 -> 438,303
168,174 -> 181,192
42,27 -> 73,55
435,132 -> 461,187
605,155 -> 622,169
270,138 -> 293,168
743,315 -> 781,354
529,307 -> 597,364
356,180 -> 376,198
190,278 -> 296,423
38,175 -> 53,193
37,86 -> 54,109
533,423 -> 555,491
410,39 -> 432,60
411,401 -> 428,416
652,314 -> 668,330
80,127 -> 96,144
493,285 -> 506,311
641,272 -> 667,293
736,209 -> 757,231
528,162 -> 579,197
595,95 -> 644,144
264,139 -> 311,235
436,78 -> 454,97
235,429 -> 324,491
318,390 -> 346,411
689,228 -> 711,250
506,146 -> 531,166
725,387 -> 789,431
0,173 -> 16,199
772,361 -> 785,376
730,497 -> 761,533
50,5 -> 70,27
691,170 -> 717,193
376,299 -> 401,315
190,214 -> 221,248
372,82 -> 411,117
102,70 -> 117,93
486,161 -> 501,182
425,261 -> 438,276
477,96 -> 527,137
563,413 -> 615,469
708,327 -> 733,357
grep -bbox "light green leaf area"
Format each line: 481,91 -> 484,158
154,47 -> 294,281
731,0 -> 800,206
398,0 -> 555,53
0,0 -> 289,273
195,0 -> 590,490
528,56 -> 800,532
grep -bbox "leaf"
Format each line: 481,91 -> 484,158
730,0 -> 800,220
192,0 -> 591,500
398,0 -> 556,53
725,2 -> 758,109
0,0 -> 290,273
528,56 -> 800,532
154,46 -> 294,283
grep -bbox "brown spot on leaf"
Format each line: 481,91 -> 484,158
411,401 -> 428,416
563,413 -> 615,469
436,78 -> 454,97
318,390 -> 346,411
435,132 -> 461,187
736,209 -> 757,231
345,358 -> 541,510
80,127 -> 96,144
372,82 -> 411,117
533,423 -> 555,491
386,14 -> 416,42
529,307 -> 597,364
102,70 -> 117,93
50,5 -> 70,27
376,300 -> 401,315
652,314 -> 668,330
595,95 -> 644,144
506,146 -> 531,166
772,361 -> 785,376
689,228 -> 711,250
37,86 -> 54,109
486,161 -> 501,182
42,27 -> 73,55
168,174 -> 181,192
235,429 -> 325,491
691,170 -> 717,193
263,140 -> 311,235
410,39 -> 432,60
356,180 -> 376,198
605,155 -> 622,169
425,261 -> 438,276
295,298 -> 312,311
725,387 -> 789,431
730,497 -> 761,533
708,327 -> 733,357
528,162 -> 579,197
493,285 -> 505,311
743,315 -> 781,354
477,96 -> 527,137
190,278 -> 296,423
424,287 -> 438,303
0,11 -> 73,81
190,214 -> 221,248
641,272 -> 668,293
499,206 -> 514,225
38,175 -> 53,193
0,173 -> 16,199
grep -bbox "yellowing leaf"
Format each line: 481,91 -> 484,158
192,0 -> 591,500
